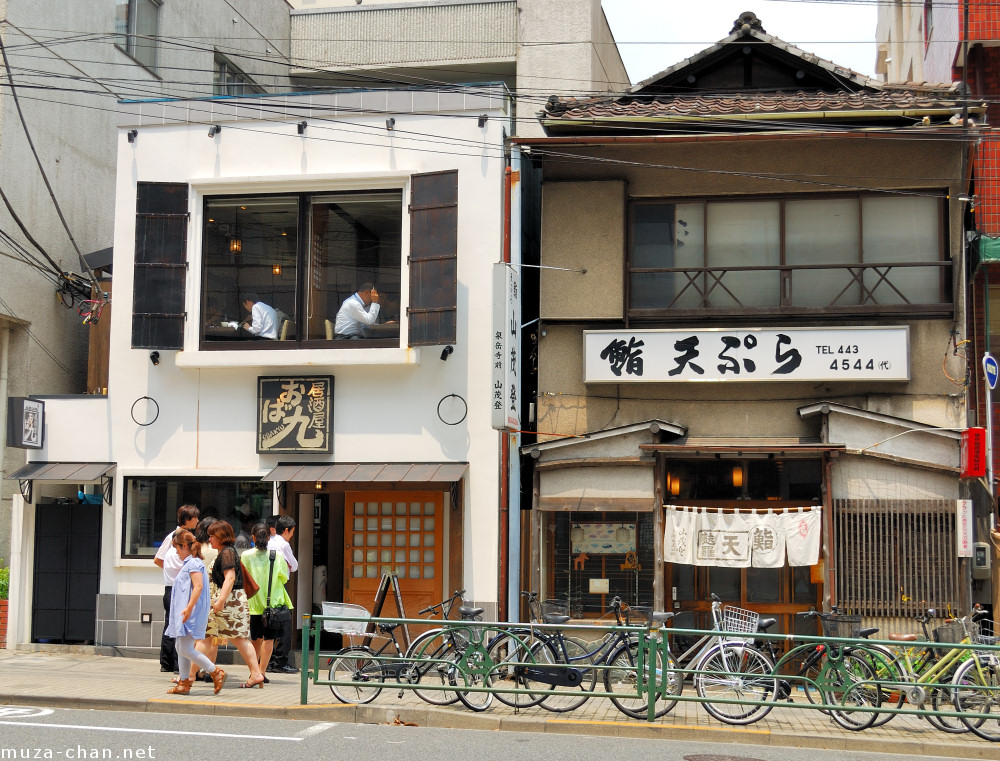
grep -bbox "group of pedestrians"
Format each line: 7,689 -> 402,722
155,505 -> 298,694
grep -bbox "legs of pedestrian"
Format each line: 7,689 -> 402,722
159,585 -> 177,673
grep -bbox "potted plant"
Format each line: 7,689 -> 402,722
0,557 -> 9,649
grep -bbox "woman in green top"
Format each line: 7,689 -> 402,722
241,522 -> 291,677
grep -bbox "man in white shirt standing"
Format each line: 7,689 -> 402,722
154,504 -> 200,672
333,282 -> 380,339
267,514 -> 298,673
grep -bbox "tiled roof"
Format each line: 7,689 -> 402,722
542,88 -> 971,123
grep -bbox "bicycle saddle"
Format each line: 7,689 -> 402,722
543,613 -> 571,625
651,612 -> 675,624
458,605 -> 484,619
858,627 -> 879,638
757,617 -> 777,632
887,632 -> 918,641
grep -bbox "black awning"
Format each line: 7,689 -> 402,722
6,462 -> 115,481
262,462 -> 468,483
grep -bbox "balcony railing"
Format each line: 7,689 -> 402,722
629,260 -> 952,321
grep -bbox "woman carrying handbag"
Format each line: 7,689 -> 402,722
241,522 -> 291,678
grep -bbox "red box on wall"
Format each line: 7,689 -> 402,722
961,427 -> 987,478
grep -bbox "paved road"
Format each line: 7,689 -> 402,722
0,705 -> 975,761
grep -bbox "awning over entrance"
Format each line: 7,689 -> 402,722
6,462 -> 115,481
5,462 -> 115,505
261,462 -> 468,483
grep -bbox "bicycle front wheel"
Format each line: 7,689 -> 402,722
952,656 -> 1000,741
328,647 -> 383,704
605,641 -> 682,719
405,629 -> 461,706
694,644 -> 777,725
454,643 -> 495,712
486,630 -> 547,708
825,653 -> 882,732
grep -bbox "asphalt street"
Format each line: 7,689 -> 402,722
0,705 -> 977,761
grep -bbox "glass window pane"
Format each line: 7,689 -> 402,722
409,566 -> 421,579
366,565 -> 377,578
410,503 -> 421,515
201,196 -> 298,342
395,534 -> 406,546
308,191 -> 402,342
381,550 -> 391,563
353,533 -> 363,546
423,517 -> 435,531
381,502 -> 393,515
862,195 -> 941,303
410,534 -> 420,547
424,502 -> 435,515
747,568 -> 781,603
423,566 -> 435,579
424,534 -> 435,547
352,549 -> 363,563
706,201 -> 780,307
631,202 -> 704,309
707,567 -> 742,601
366,534 -> 377,547
410,549 -> 420,563
367,502 -> 378,515
410,517 -> 421,532
395,550 -> 405,563
381,517 -> 392,530
365,550 -> 377,562
395,517 -> 406,531
395,502 -> 407,515
353,502 -> 364,514
352,566 -> 363,578
367,518 -> 378,531
353,518 -> 364,531
786,198 -> 860,307
380,534 -> 391,546
423,549 -> 434,563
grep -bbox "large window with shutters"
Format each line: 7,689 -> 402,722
197,171 -> 457,350
201,190 -> 403,348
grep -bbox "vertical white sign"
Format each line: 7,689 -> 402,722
491,263 -> 520,431
957,499 -> 974,558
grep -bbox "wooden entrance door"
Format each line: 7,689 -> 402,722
343,491 -> 444,618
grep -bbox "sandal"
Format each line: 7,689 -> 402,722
210,667 -> 227,694
239,676 -> 265,689
167,678 -> 193,695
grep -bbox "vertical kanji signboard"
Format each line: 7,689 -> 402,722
491,263 -> 520,431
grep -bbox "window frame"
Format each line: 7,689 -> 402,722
197,187 -> 406,352
114,0 -> 162,72
626,190 -> 950,323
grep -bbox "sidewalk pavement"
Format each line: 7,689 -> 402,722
0,645 -> 995,758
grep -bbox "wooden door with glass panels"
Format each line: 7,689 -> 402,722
344,491 -> 444,618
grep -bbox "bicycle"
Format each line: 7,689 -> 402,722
766,610 -> 883,731
516,596 -> 677,714
324,603 -> 414,705
949,614 -> 1000,741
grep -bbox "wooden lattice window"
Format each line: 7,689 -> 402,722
834,498 -> 959,617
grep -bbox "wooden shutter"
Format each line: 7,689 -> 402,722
408,170 -> 457,347
131,182 -> 188,349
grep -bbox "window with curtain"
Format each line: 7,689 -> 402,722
628,192 -> 946,318
115,0 -> 161,71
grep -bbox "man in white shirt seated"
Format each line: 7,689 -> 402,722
333,282 -> 380,339
241,293 -> 279,339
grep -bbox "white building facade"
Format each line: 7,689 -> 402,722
6,86 -> 520,652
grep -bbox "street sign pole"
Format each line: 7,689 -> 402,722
983,354 -> 998,504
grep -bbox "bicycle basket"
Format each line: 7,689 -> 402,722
541,599 -> 570,618
321,602 -> 370,634
625,605 -> 653,626
932,620 -> 969,644
974,620 -> 998,647
721,605 -> 759,635
821,614 -> 862,640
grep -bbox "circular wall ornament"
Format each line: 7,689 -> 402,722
436,394 -> 468,426
131,396 -> 160,427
